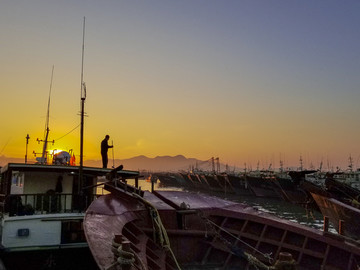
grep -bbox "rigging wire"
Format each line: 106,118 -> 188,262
204,217 -> 274,264
0,138 -> 11,156
54,124 -> 80,141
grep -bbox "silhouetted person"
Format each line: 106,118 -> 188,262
101,135 -> 113,168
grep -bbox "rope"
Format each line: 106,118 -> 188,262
132,193 -> 182,270
203,217 -> 274,264
105,238 -> 147,270
245,252 -> 273,270
203,216 -> 299,269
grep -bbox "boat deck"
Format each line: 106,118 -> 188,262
84,185 -> 360,270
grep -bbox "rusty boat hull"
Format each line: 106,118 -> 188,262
84,183 -> 360,270
310,192 -> 360,240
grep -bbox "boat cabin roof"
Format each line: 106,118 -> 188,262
1,163 -> 139,179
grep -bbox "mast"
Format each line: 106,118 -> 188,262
25,134 -> 30,163
79,17 -> 86,193
38,65 -> 55,164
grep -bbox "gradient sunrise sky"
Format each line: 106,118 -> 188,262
1,1 -> 360,170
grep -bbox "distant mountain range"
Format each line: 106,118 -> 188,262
0,155 -> 25,166
0,154 -> 222,172
84,155 -> 210,171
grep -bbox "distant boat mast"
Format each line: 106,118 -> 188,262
37,65 -> 55,164
79,17 -> 86,191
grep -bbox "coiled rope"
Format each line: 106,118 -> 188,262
105,238 -> 146,270
132,193 -> 182,270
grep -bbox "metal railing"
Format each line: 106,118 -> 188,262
0,193 -> 99,216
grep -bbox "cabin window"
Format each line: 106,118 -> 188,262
12,172 -> 24,187
11,172 -> 24,194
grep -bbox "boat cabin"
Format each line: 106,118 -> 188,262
0,163 -> 139,216
0,163 -> 140,254
1,164 -> 94,216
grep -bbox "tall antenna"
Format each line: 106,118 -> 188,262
81,16 -> 86,101
79,17 -> 86,192
25,134 -> 30,163
37,65 -> 55,164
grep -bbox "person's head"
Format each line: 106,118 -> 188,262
105,135 -> 110,140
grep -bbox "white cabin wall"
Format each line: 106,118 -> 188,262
62,174 -> 73,193
23,172 -> 73,194
23,172 -> 57,194
2,217 -> 62,248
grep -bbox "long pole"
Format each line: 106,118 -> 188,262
111,140 -> 115,168
79,17 -> 86,194
41,65 -> 54,164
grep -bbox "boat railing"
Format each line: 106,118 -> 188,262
0,193 -> 99,217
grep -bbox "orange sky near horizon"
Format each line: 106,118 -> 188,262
1,1 -> 360,171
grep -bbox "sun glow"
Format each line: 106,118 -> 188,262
50,149 -> 64,155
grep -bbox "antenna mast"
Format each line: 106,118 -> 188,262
38,65 -> 55,164
25,134 -> 30,163
79,17 -> 86,192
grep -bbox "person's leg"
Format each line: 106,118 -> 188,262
102,154 -> 107,168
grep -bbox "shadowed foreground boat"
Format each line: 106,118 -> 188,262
84,179 -> 360,270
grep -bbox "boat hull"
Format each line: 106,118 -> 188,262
311,192 -> 360,240
246,175 -> 281,198
84,186 -> 360,270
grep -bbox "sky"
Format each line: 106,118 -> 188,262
1,1 -> 360,170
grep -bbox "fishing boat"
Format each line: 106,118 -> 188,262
310,191 -> 360,241
245,170 -> 282,199
272,170 -> 317,204
84,174 -> 360,270
0,163 -> 140,269
309,176 -> 360,240
225,173 -> 252,196
331,170 -> 360,190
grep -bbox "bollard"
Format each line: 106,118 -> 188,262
114,234 -> 123,243
273,252 -> 296,270
323,216 -> 329,232
135,177 -> 138,188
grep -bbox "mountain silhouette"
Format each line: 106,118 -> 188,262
0,154 -> 228,172
84,155 -> 211,171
